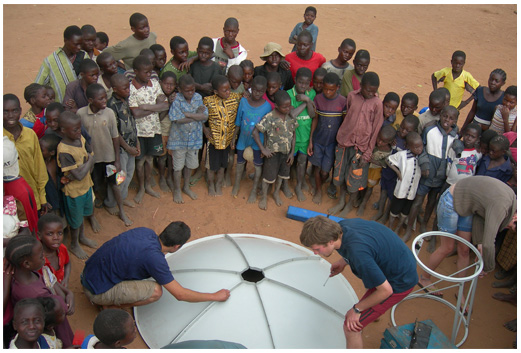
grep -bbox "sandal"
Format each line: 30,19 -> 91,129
417,281 -> 443,297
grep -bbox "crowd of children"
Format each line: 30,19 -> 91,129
3,7 -> 518,349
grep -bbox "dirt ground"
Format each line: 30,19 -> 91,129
3,3 -> 518,349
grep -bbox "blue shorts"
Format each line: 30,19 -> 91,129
64,187 -> 93,229
437,188 -> 473,233
308,142 -> 336,172
416,182 -> 442,196
237,148 -> 263,166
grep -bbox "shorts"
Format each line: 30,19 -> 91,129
390,197 -> 413,216
64,187 -> 93,229
380,171 -> 397,197
137,134 -> 164,159
437,188 -> 473,233
262,152 -> 291,183
237,148 -> 263,166
206,143 -> 230,171
332,146 -> 368,192
82,278 -> 157,306
172,149 -> 199,171
308,142 -> 336,172
367,167 -> 382,188
356,286 -> 414,328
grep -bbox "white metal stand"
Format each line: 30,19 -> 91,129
390,231 -> 484,347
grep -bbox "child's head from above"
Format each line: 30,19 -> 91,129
295,67 -> 312,95
110,74 -> 131,100
227,65 -> 244,90
405,131 -> 424,156
322,73 -> 340,100
312,67 -> 327,94
81,24 -> 96,53
79,59 -> 100,86
59,111 -> 82,141
45,102 -> 64,131
169,36 -> 189,63
296,30 -> 313,59
260,42 -> 284,68
94,309 -> 137,348
3,94 -> 21,129
37,213 -> 65,253
303,6 -> 317,25
437,87 -> 450,107
178,74 -> 196,101
439,105 -> 458,132
5,234 -> 44,270
139,48 -> 157,70
24,83 -> 50,110
45,86 -> 55,102
150,44 -> 167,70
479,129 -> 498,156
488,135 -> 509,161
13,299 -> 45,345
132,55 -> 154,83
160,71 -> 177,96
240,60 -> 254,83
399,114 -> 420,139
86,84 -> 108,110
376,124 -> 397,149
212,75 -> 231,100
251,75 -> 268,102
222,17 -> 239,44
428,89 -> 446,116
360,72 -> 379,100
96,52 -> 118,75
37,296 -> 66,331
39,133 -> 61,160
462,123 -> 481,149
451,50 -> 466,74
274,90 -> 292,115
95,31 -> 108,51
338,38 -> 356,64
488,68 -> 507,93
503,85 -> 517,110
401,92 -> 419,116
196,37 -> 214,63
382,92 -> 400,119
353,50 -> 370,76
266,72 -> 282,98
63,25 -> 83,55
129,12 -> 150,40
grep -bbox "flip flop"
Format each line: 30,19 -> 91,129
417,282 -> 444,297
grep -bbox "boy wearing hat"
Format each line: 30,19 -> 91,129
254,42 -> 294,91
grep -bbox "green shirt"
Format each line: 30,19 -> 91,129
161,51 -> 198,81
288,87 -> 316,153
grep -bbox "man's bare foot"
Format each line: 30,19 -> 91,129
328,201 -> 345,215
69,244 -> 89,260
105,206 -> 119,216
145,186 -> 161,198
295,186 -> 306,202
159,177 -> 170,192
123,199 -> 136,208
120,212 -> 133,227
88,216 -> 101,233
312,191 -> 322,205
258,195 -> 268,210
338,203 -> 353,218
273,191 -> 283,206
208,184 -> 216,197
282,182 -> 293,199
79,235 -> 98,249
182,186 -> 197,200
247,189 -> 257,203
134,188 -> 145,204
173,190 -> 184,204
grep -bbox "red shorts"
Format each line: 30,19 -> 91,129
352,286 -> 414,328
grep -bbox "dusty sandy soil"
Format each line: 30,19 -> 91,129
3,3 -> 518,349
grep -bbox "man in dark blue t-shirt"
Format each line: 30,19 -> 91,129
300,216 -> 418,349
81,221 -> 230,308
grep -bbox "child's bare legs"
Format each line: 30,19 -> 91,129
357,187 -> 373,217
273,177 -> 284,206
134,157 -> 146,203
328,183 -> 346,215
190,147 -> 206,186
258,180 -> 271,210
282,179 -> 294,198
372,188 -> 387,221
207,169 -> 217,196
338,190 -> 358,218
215,167 -> 225,195
70,221 -> 98,260
157,155 -> 171,192
247,165 -> 263,204
231,162 -> 245,197
420,189 -> 440,233
166,154 -> 174,191
110,182 -> 132,226
312,167 -> 328,205
87,214 -> 101,233
225,154 -> 234,187
173,170 -> 184,203
295,153 -> 307,201
183,167 -> 197,200
402,193 -> 426,243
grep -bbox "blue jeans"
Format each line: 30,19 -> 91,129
105,150 -> 136,207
